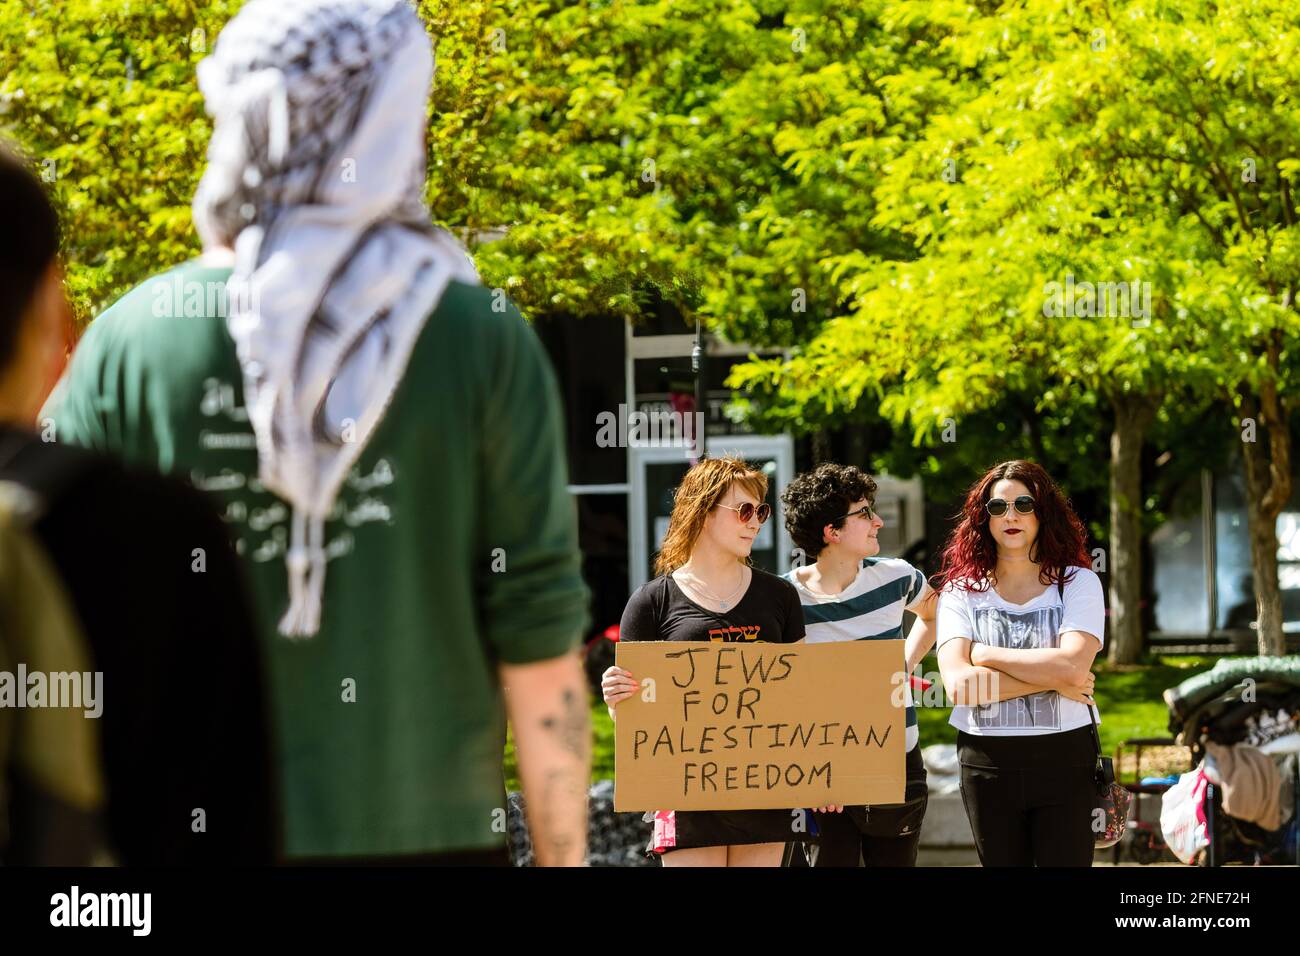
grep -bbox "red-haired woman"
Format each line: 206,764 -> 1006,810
601,456 -> 806,866
934,460 -> 1104,866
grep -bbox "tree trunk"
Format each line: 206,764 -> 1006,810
845,423 -> 867,471
1238,348 -> 1292,656
1108,397 -> 1156,665
812,428 -> 832,466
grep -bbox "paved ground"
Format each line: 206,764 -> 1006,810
916,847 -> 1184,866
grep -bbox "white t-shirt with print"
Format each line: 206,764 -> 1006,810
936,568 -> 1105,737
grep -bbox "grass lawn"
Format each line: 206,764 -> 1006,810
504,653 -> 1221,792
504,697 -> 614,794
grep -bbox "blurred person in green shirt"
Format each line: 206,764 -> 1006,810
45,0 -> 591,864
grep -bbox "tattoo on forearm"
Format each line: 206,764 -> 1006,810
540,688 -> 591,761
537,767 -> 588,864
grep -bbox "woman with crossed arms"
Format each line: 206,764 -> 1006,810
934,460 -> 1104,867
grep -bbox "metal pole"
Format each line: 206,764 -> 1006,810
1202,468 -> 1217,638
692,315 -> 706,461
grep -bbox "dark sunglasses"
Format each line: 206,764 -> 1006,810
833,503 -> 877,523
985,495 -> 1035,517
716,501 -> 772,524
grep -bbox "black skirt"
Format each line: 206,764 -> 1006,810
645,808 -> 799,855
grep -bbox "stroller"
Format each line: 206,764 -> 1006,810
1158,656 -> 1300,866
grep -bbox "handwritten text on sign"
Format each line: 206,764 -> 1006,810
613,641 -> 906,812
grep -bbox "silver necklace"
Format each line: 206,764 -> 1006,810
678,567 -> 747,610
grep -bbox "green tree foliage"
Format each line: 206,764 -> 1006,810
0,0 -> 242,321
729,0 -> 1300,657
2,0 -> 1294,652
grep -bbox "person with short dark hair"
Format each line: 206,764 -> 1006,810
780,462 -> 935,866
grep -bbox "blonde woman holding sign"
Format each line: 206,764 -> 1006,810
601,456 -> 806,867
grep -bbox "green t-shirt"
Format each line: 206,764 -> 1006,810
45,259 -> 590,858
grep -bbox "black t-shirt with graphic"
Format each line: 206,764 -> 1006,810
619,568 -> 805,645
617,567 -> 806,854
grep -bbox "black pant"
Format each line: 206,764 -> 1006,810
957,727 -> 1096,867
810,746 -> 928,867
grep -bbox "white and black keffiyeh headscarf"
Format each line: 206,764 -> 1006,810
193,0 -> 478,638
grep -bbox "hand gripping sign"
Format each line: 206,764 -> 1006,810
614,641 -> 907,811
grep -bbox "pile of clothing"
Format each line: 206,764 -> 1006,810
1203,741 -> 1289,832
1160,739 -> 1298,864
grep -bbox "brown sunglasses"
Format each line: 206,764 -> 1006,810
715,501 -> 772,524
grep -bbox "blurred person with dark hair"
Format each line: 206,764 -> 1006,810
45,0 -> 591,864
933,460 -> 1104,866
0,143 -> 274,864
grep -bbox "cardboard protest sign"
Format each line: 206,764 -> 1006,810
613,641 -> 906,812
